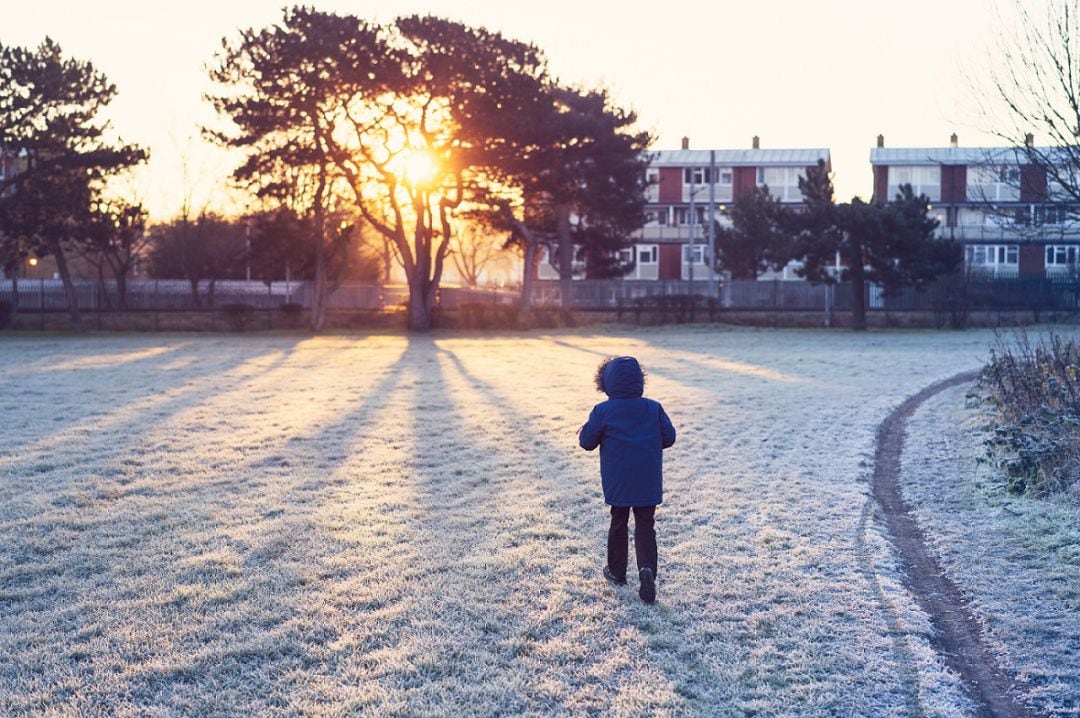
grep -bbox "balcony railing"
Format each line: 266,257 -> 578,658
936,223 -> 1080,242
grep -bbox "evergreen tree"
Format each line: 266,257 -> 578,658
794,160 -> 957,329
713,186 -> 794,279
0,37 -> 146,328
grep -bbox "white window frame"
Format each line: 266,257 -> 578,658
965,244 -> 1019,267
637,245 -> 658,264
757,166 -> 806,202
888,165 -> 941,202
1046,245 -> 1080,266
682,244 -> 707,264
674,207 -> 706,226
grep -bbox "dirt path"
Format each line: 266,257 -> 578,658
874,370 -> 1033,718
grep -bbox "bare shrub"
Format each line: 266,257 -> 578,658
978,329 -> 1080,496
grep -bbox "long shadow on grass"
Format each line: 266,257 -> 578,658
98,339 -> 416,712
544,335 -> 807,386
0,337 -> 303,476
434,343 -> 735,713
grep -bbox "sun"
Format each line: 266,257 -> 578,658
392,147 -> 439,188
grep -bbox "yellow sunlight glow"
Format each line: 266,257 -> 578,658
391,147 -> 440,188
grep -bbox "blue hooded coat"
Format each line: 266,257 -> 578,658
579,356 -> 676,507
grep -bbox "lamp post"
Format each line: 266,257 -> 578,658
688,167 -> 696,294
245,220 -> 251,282
707,149 -> 716,298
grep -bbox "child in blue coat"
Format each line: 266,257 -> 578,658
579,356 -> 676,603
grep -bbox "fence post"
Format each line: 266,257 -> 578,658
267,281 -> 273,330
39,279 -> 45,331
154,279 -> 159,332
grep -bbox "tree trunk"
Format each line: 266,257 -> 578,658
381,237 -> 393,284
96,264 -> 112,310
556,202 -> 573,310
407,272 -> 434,331
521,240 -> 538,328
310,167 -> 328,332
116,271 -> 128,311
312,231 -> 327,332
189,278 -> 201,308
10,267 -> 19,319
50,242 -> 83,331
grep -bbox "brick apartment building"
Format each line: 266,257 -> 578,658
870,134 -> 1080,279
537,137 -> 831,282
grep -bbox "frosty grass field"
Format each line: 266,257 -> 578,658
1,326 -> 1077,716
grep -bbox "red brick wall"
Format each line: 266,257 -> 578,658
1019,244 -> 1044,278
658,243 -> 682,280
941,165 -> 968,202
658,167 -> 682,203
954,165 -> 967,202
873,166 -> 888,203
941,166 -> 956,202
1020,165 -> 1047,203
733,167 -> 756,200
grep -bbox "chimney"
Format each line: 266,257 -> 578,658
681,136 -> 690,150
876,134 -> 885,148
1025,132 -> 1034,147
752,135 -> 760,149
949,132 -> 958,148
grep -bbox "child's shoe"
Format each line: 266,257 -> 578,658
603,565 -> 627,586
638,567 -> 656,604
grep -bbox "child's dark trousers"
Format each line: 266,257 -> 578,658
607,505 -> 657,581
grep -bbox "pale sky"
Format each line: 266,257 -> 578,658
2,0 -> 1034,220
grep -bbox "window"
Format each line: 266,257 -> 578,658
965,244 -> 1018,267
757,166 -> 806,202
638,246 -> 658,264
888,165 -> 941,201
1046,245 -> 1080,266
617,248 -> 633,265
674,207 -> 706,225
657,207 -> 668,225
719,169 -> 733,185
682,245 -> 706,264
1035,205 -> 1069,225
967,163 -> 1020,202
684,167 -> 706,185
645,169 -> 659,185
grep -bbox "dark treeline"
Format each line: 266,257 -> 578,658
2,8 -> 975,331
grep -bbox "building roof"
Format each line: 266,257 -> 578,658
650,148 -> 830,167
869,146 -> 1043,165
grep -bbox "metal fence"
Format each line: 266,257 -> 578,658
530,278 -> 1080,313
3,276 -> 1080,315
0,279 -> 520,313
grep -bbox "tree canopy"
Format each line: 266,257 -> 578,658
0,37 -> 146,326
209,8 -> 650,329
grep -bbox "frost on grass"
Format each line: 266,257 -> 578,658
903,384 -> 1080,716
0,327 -> 1048,716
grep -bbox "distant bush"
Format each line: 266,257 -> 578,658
451,302 -> 522,329
220,303 -> 255,332
978,330 -> 1080,497
279,302 -> 304,316
617,294 -> 718,324
0,300 -> 11,330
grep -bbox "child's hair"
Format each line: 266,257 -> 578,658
594,356 -> 647,393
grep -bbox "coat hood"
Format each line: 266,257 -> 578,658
602,356 -> 644,398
